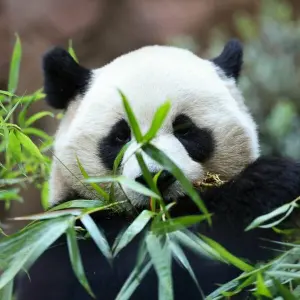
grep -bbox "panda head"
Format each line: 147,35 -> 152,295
43,40 -> 259,207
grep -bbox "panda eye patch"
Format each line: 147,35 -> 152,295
173,114 -> 214,163
99,119 -> 131,170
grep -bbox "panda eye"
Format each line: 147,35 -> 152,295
173,114 -> 193,136
115,131 -> 131,143
113,119 -> 131,144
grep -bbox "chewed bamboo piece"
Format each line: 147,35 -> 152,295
193,172 -> 226,190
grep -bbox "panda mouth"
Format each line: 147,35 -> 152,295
125,170 -> 194,208
156,171 -> 177,195
135,170 -> 177,196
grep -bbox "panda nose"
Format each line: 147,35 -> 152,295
135,170 -> 176,193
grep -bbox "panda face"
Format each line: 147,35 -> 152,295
43,41 -> 259,206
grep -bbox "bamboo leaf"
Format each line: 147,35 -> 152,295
135,153 -> 168,218
259,205 -> 295,228
7,131 -> 21,162
8,34 -> 22,94
113,210 -> 154,256
169,241 -> 203,297
0,189 -> 21,202
81,202 -> 126,216
0,90 -> 16,98
116,245 -> 151,300
3,98 -> 22,123
0,227 -> 8,237
110,143 -> 130,202
23,127 -> 51,140
80,214 -> 112,262
119,176 -> 160,199
256,272 -> 272,298
113,143 -> 130,174
272,278 -> 298,300
119,90 -> 143,143
200,234 -> 254,272
11,209 -> 81,220
205,278 -> 241,300
16,131 -> 43,159
15,91 -> 44,104
152,215 -> 210,235
66,225 -> 95,298
25,111 -> 54,127
41,181 -> 49,210
0,98 -> 7,112
146,234 -> 173,300
267,271 -> 300,279
17,100 -> 33,127
150,170 -> 163,212
76,156 -> 109,201
143,101 -> 171,142
171,231 -> 221,261
116,261 -> 152,300
68,40 -> 78,63
85,176 -> 160,199
0,280 -> 13,300
246,202 -> 296,231
49,200 -> 104,211
135,152 -> 160,194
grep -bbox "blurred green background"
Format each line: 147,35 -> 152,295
173,0 -> 300,159
212,0 -> 300,159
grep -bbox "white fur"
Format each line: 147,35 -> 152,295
49,45 -> 259,206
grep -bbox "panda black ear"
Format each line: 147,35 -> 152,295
212,39 -> 243,81
42,47 -> 91,109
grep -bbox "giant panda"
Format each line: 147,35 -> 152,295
16,39 -> 300,300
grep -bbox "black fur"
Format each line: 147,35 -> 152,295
212,39 -> 243,80
16,157 -> 300,300
43,47 -> 91,109
173,114 -> 214,162
99,119 -> 131,170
